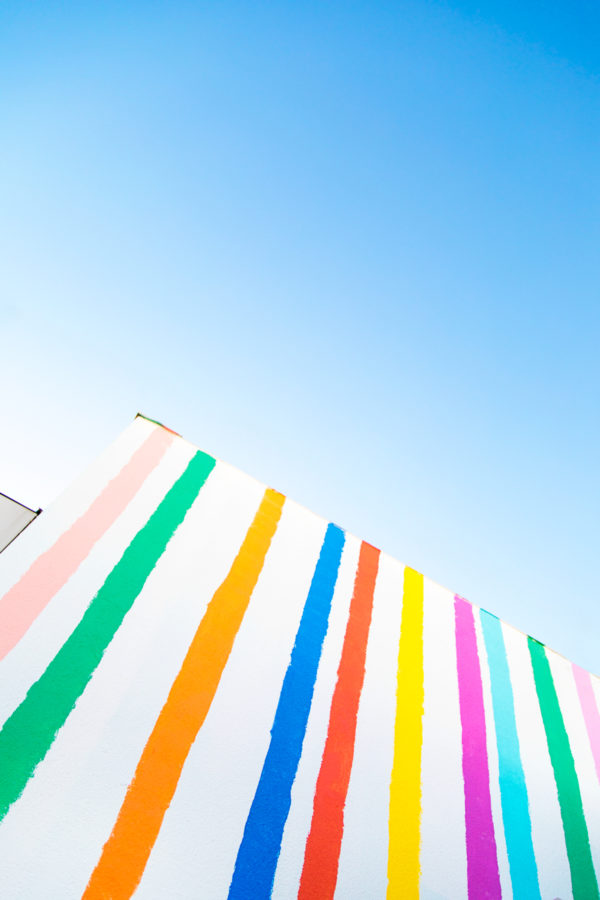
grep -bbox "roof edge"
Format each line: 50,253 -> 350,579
135,412 -> 181,437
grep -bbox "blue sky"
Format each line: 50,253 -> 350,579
1,1 -> 599,670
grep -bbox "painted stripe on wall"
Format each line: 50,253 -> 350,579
503,624 -> 571,900
387,567 -> 424,899
0,427 -> 174,661
0,450 -> 215,822
473,610 -> 511,898
573,663 -> 600,785
228,523 -> 346,900
550,652 -> 600,885
299,541 -> 380,900
0,417 -> 153,597
270,535 -> 360,900
454,596 -> 501,900
83,487 -> 285,900
528,637 -> 599,900
480,610 -> 541,899
333,555 -> 406,899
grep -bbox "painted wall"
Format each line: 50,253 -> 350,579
0,415 -> 598,899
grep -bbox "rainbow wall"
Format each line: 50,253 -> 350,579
0,415 -> 599,899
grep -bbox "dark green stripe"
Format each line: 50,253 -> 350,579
528,637 -> 599,900
0,450 -> 215,821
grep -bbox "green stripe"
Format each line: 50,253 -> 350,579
0,450 -> 215,821
528,637 -> 599,900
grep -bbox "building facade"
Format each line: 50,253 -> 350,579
0,414 -> 598,898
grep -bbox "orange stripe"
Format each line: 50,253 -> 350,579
83,488 -> 285,900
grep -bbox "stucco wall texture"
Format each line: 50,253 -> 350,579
0,415 -> 598,899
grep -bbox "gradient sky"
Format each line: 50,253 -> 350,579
1,1 -> 599,671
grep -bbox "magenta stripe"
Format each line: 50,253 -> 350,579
0,426 -> 174,660
573,663 -> 600,784
454,595 -> 502,900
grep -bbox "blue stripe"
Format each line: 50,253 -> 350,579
228,523 -> 345,900
480,610 -> 541,900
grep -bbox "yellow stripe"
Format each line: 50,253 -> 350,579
387,567 -> 424,898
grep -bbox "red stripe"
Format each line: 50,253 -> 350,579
298,541 -> 380,900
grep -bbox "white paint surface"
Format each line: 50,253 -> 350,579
419,578 -> 468,900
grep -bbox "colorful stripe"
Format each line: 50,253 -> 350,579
480,610 -> 540,899
454,596 -> 501,900
573,663 -> 600,785
83,488 -> 285,900
528,638 -> 599,900
387,567 -> 424,899
0,450 -> 215,822
298,541 -> 380,900
0,426 -> 174,661
228,523 -> 345,900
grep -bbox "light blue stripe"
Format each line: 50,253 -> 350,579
228,523 -> 345,899
480,610 -> 541,900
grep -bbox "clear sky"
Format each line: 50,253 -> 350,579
1,2 -> 599,671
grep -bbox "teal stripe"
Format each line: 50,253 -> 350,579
528,637 -> 599,900
480,611 -> 540,899
0,450 -> 215,821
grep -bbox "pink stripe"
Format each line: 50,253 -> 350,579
454,595 -> 501,900
0,427 -> 174,660
573,663 -> 600,784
